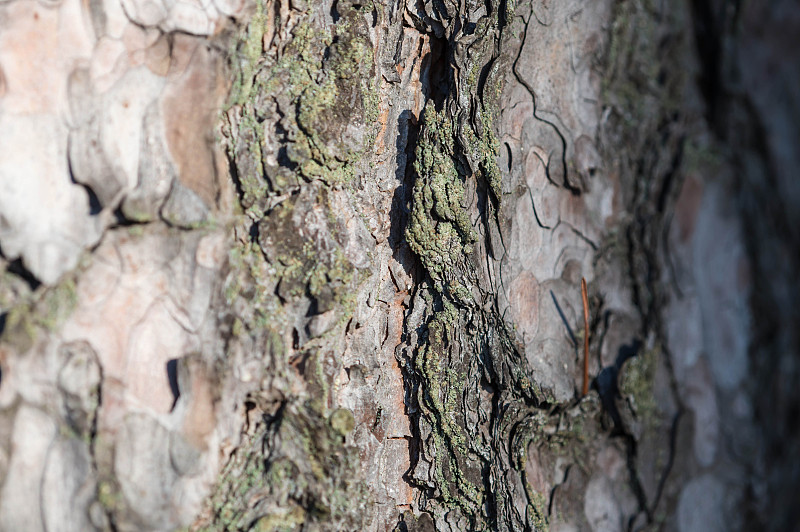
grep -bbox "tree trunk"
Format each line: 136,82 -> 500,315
0,0 -> 797,530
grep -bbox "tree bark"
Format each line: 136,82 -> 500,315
0,0 -> 798,531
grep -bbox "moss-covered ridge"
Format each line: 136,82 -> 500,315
401,1 -> 521,526
407,107 -> 477,299
208,1 -> 378,529
400,1 -> 579,529
225,0 -> 378,209
203,401 -> 366,531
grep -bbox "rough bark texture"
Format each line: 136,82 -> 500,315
0,0 -> 798,531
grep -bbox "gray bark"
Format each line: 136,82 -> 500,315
0,0 -> 798,531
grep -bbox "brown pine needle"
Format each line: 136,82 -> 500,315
581,277 -> 590,396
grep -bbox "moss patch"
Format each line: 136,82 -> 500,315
406,107 -> 477,299
416,304 -> 482,512
1,276 -> 79,352
203,401 -> 368,531
618,345 -> 660,431
224,0 -> 377,204
210,2 -> 378,529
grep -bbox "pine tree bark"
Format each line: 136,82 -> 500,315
0,0 -> 798,531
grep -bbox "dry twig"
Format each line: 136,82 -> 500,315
581,277 -> 589,396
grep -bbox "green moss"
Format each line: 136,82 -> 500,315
126,224 -> 145,237
1,304 -> 37,352
459,8 -> 506,204
602,0 -> 687,130
464,54 -> 504,201
219,2 -> 377,415
527,489 -> 549,531
329,408 -> 355,437
252,506 -> 306,531
0,276 -> 79,351
619,345 -> 660,429
683,136 -> 724,174
228,0 -> 269,107
224,238 -> 282,324
399,3 -> 524,524
225,0 -> 376,198
97,480 -> 123,513
231,317 -> 244,337
206,436 -> 269,530
257,197 -> 356,314
415,308 -> 483,513
37,279 -> 78,331
407,107 -> 477,294
464,111 -> 503,200
205,401 -> 369,530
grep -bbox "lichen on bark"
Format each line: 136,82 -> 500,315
224,0 -> 377,204
397,1 -> 567,529
204,0 -> 380,528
